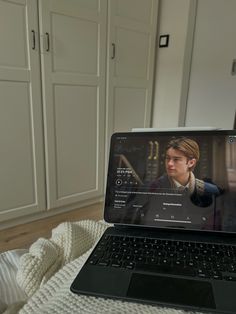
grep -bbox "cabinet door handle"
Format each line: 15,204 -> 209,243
46,32 -> 50,52
111,43 -> 116,59
231,59 -> 236,76
31,30 -> 36,50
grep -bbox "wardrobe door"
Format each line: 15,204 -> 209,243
0,0 -> 46,222
185,0 -> 236,129
39,0 -> 107,208
106,0 -> 159,137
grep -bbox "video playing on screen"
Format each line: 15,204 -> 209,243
105,132 -> 236,232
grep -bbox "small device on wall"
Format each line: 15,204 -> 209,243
159,34 -> 169,48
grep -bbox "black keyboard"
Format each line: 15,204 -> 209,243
87,234 -> 236,281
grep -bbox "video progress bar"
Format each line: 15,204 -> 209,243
154,219 -> 192,223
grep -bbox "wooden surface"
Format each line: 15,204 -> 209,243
0,203 -> 103,253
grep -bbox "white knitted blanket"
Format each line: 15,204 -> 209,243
16,220 -> 204,314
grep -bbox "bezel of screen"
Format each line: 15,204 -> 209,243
104,130 -> 236,234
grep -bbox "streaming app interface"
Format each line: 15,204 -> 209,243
105,132 -> 236,232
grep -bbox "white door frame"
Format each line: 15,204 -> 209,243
178,0 -> 198,126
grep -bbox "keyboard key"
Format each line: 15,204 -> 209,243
228,265 -> 236,273
147,257 -> 157,264
135,264 -> 196,277
136,256 -> 145,262
186,260 -> 196,268
111,261 -> 122,268
224,275 -> 236,281
174,260 -> 184,267
123,261 -> 135,269
197,269 -> 212,278
88,259 -> 98,265
212,271 -> 222,280
98,260 -> 110,266
159,258 -> 171,266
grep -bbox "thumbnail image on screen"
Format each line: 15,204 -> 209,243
105,132 -> 236,233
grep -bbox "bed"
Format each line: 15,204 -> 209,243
0,220 -> 203,314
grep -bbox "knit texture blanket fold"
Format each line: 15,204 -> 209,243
16,220 -> 204,314
17,220 -> 109,297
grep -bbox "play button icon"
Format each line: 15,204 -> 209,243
116,179 -> 122,186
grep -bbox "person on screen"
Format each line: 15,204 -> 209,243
152,137 -> 221,207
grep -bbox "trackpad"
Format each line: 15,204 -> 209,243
127,273 -> 216,309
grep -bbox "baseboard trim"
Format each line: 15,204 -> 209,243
0,197 -> 104,231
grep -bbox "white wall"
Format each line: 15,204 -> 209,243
152,0 -> 191,128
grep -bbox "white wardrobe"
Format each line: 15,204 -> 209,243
0,0 -> 158,224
